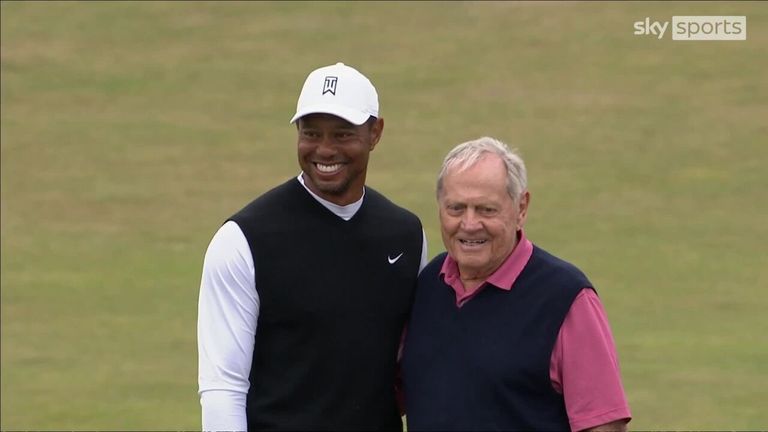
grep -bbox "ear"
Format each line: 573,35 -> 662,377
517,191 -> 530,230
369,117 -> 384,151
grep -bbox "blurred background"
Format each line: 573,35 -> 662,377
1,1 -> 766,429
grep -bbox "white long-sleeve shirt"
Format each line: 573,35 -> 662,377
197,175 -> 428,431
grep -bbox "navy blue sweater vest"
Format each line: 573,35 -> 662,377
402,246 -> 593,431
229,178 -> 423,431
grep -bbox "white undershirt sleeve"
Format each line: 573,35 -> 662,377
419,229 -> 429,274
198,220 -> 259,431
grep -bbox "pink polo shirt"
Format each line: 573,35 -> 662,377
440,231 -> 632,431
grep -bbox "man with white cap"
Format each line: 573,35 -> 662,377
197,63 -> 428,431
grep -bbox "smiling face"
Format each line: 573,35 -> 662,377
438,153 -> 529,285
297,113 -> 383,205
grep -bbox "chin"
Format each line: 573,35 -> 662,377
317,183 -> 347,196
455,255 -> 487,269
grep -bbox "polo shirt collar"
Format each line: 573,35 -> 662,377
440,230 -> 533,304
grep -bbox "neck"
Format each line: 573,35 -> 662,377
299,173 -> 365,206
460,276 -> 485,293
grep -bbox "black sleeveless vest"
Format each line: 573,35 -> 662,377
229,178 -> 423,431
402,246 -> 593,431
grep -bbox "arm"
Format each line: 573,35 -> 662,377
419,229 -> 429,274
198,221 -> 259,431
582,419 -> 629,432
396,229 -> 429,416
550,289 -> 632,432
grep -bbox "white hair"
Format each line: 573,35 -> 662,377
436,136 -> 527,202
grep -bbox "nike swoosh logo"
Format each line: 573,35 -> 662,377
388,252 -> 404,264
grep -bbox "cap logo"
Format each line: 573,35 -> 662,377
322,76 -> 338,95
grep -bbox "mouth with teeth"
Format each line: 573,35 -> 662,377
459,239 -> 488,248
314,162 -> 344,175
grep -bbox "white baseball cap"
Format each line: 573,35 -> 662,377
289,62 -> 379,126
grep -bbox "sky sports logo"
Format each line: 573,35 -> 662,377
634,16 -> 746,40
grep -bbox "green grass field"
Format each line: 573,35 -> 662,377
2,1 -> 767,429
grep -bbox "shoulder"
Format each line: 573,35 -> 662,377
202,221 -> 253,280
230,178 -> 301,222
205,221 -> 250,259
530,245 -> 592,286
419,252 -> 448,279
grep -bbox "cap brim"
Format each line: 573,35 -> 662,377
289,103 -> 370,126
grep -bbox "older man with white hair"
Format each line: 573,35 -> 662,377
402,137 -> 631,431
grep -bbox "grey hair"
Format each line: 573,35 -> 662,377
436,136 -> 528,202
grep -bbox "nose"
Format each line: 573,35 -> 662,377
315,134 -> 338,158
460,209 -> 482,232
